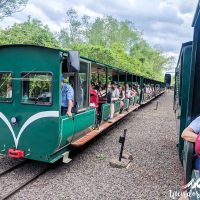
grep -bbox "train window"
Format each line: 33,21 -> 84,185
0,72 -> 12,102
77,62 -> 90,111
21,73 -> 52,105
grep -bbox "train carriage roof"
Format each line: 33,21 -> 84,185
0,44 -> 163,83
176,41 -> 192,68
192,0 -> 200,27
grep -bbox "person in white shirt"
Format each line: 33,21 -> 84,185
108,82 -> 119,123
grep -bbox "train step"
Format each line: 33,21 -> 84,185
71,105 -> 140,147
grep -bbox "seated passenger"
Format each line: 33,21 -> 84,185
146,85 -> 150,99
108,82 -> 120,123
61,76 -> 74,117
131,85 -> 137,97
181,116 -> 200,170
119,86 -> 125,113
90,82 -> 99,108
125,84 -> 131,99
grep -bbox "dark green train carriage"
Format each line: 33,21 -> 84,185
0,44 -> 165,163
0,45 -> 96,163
175,1 -> 200,198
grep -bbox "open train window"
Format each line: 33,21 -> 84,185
0,72 -> 12,102
21,72 -> 52,105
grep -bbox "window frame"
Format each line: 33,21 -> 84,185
76,60 -> 91,113
0,71 -> 13,103
20,71 -> 54,106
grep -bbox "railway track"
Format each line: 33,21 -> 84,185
0,160 -> 50,200
0,160 -> 28,177
0,94 -> 164,200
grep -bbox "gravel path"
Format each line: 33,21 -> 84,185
0,161 -> 47,199
6,92 -> 183,200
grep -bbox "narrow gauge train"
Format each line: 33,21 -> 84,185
0,44 -> 165,163
175,1 -> 200,197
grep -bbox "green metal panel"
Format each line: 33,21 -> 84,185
114,101 -> 120,113
18,117 -> 59,161
187,29 -> 200,121
135,95 -> 139,104
133,96 -> 137,105
74,109 -> 95,133
178,43 -> 192,163
0,45 -> 61,162
101,103 -> 110,121
123,99 -> 128,110
105,68 -> 108,102
139,77 -> 144,104
59,116 -> 75,148
129,97 -> 134,106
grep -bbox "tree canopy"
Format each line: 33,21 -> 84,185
0,8 -> 174,81
0,17 -> 60,48
59,9 -> 174,80
0,0 -> 28,19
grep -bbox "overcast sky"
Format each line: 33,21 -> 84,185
0,0 -> 199,66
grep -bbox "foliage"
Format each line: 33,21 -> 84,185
0,17 -> 60,48
58,9 -> 174,81
0,6 -> 174,81
96,154 -> 107,160
0,73 -> 11,97
24,74 -> 51,98
0,0 -> 28,19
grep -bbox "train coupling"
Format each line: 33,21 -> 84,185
8,148 -> 24,158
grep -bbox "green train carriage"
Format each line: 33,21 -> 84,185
175,41 -> 192,166
0,45 -> 97,163
0,44 -> 165,163
175,1 -> 200,198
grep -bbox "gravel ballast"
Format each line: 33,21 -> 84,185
2,92 -> 183,200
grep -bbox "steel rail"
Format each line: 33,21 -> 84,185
0,160 -> 28,177
0,165 -> 50,200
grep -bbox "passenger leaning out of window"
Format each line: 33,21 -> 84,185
108,82 -> 120,123
61,76 -> 74,117
182,116 -> 200,170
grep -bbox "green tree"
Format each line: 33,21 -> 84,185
66,8 -> 82,44
0,17 -> 60,48
59,9 -> 173,81
0,0 -> 28,19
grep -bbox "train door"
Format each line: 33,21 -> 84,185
59,72 -> 76,148
72,60 -> 95,142
59,55 -> 95,147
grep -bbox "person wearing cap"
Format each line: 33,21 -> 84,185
61,76 -> 74,117
108,81 -> 120,123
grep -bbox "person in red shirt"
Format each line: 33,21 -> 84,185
90,82 -> 99,108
